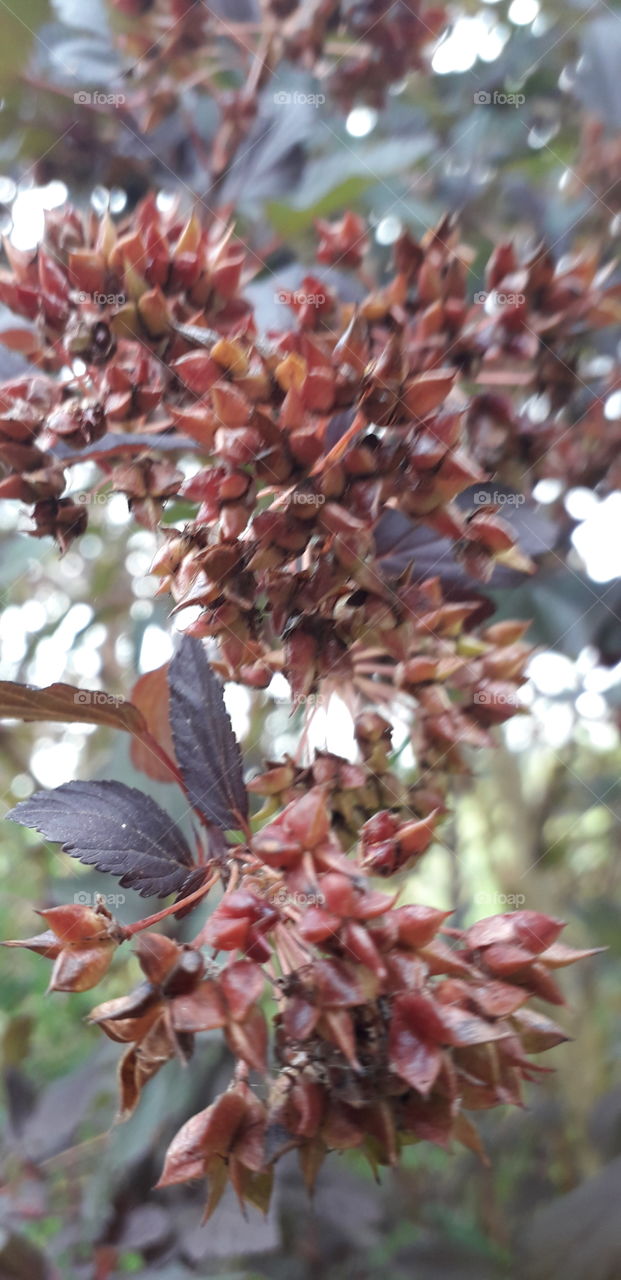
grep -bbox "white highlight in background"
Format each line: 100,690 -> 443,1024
10,182 -> 68,250
346,107 -> 377,138
572,492 -> 621,582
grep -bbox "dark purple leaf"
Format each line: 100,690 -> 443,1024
373,509 -> 440,581
325,408 -> 356,451
173,863 -> 218,917
168,635 -> 248,830
457,483 -> 557,559
373,489 -> 556,589
373,509 -> 476,589
8,780 -> 195,899
50,432 -> 202,462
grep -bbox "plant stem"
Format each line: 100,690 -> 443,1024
123,873 -> 218,938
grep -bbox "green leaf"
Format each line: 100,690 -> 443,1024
267,134 -> 434,236
267,176 -> 372,236
0,0 -> 51,82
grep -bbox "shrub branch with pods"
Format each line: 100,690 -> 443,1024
1,637 -> 601,1215
0,0 -> 617,1225
108,0 -> 449,135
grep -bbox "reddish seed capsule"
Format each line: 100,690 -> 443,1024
319,873 -> 357,918
362,840 -> 397,876
362,811 -> 400,847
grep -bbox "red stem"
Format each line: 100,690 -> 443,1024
123,873 -> 218,938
